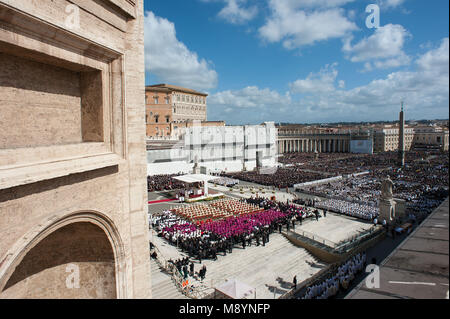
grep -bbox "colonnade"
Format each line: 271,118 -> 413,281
277,138 -> 350,154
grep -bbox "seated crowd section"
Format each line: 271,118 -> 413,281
147,174 -> 185,192
170,198 -> 264,223
315,199 -> 379,221
222,168 -> 332,189
150,197 -> 315,263
294,151 -> 448,221
300,252 -> 367,299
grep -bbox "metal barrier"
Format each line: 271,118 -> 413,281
295,229 -> 338,248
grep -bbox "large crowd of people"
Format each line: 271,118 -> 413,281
294,151 -> 448,221
298,175 -> 381,206
147,148 -> 448,298
315,199 -> 379,221
147,174 -> 185,192
222,168 -> 332,188
150,197 -> 312,263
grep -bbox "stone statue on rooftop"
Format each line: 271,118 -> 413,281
381,176 -> 394,200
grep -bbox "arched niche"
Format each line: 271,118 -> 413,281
0,212 -> 126,299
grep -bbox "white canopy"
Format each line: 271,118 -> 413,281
172,174 -> 218,196
172,174 -> 217,184
215,279 -> 255,299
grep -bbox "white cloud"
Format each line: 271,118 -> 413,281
218,0 -> 258,24
258,0 -> 358,49
289,63 -> 340,94
209,38 -> 449,124
379,0 -> 406,9
416,38 -> 449,77
200,0 -> 258,24
144,11 -> 218,91
271,0 -> 356,9
343,24 -> 411,70
210,86 -> 291,109
363,54 -> 412,72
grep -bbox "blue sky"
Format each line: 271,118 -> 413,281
144,0 -> 449,125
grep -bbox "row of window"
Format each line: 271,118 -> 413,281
146,95 -> 170,105
175,94 -> 206,104
173,105 -> 206,113
146,113 -> 170,123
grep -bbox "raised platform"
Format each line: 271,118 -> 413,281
293,212 -> 375,246
185,193 -> 225,203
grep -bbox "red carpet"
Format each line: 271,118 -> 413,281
148,198 -> 177,204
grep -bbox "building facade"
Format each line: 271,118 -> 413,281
145,84 -> 208,137
373,126 -> 415,152
277,125 -> 353,154
278,123 -> 448,154
147,122 -> 277,175
0,0 -> 151,298
412,126 -> 449,151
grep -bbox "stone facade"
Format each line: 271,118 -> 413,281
145,84 -> 208,138
0,0 -> 151,298
147,122 -> 278,175
277,126 -> 353,154
373,126 -> 414,152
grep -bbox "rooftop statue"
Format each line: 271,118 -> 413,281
381,176 -> 394,200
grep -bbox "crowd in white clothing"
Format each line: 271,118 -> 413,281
299,176 -> 380,207
150,211 -> 209,243
302,252 -> 367,299
316,199 -> 379,221
212,177 -> 239,187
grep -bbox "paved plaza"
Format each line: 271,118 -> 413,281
294,213 -> 375,245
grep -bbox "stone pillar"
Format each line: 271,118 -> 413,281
379,198 -> 396,224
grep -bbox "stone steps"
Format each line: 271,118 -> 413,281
150,258 -> 189,299
185,234 -> 327,299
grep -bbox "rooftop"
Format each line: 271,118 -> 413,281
146,84 -> 208,96
346,198 -> 449,299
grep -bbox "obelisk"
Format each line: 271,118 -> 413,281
398,102 -> 405,167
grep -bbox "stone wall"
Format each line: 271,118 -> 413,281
0,0 -> 151,299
